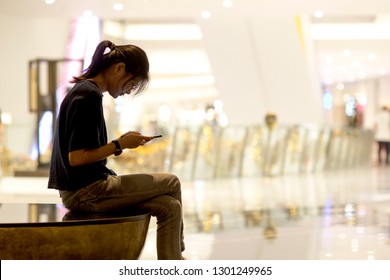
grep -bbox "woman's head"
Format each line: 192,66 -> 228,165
72,40 -> 150,96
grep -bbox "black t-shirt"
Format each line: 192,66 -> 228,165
48,80 -> 115,191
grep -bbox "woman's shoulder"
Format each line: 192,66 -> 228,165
67,80 -> 102,100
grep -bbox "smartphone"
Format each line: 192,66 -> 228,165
151,135 -> 163,139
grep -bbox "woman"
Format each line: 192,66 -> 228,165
48,40 -> 185,260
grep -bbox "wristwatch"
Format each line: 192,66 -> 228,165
112,140 -> 122,156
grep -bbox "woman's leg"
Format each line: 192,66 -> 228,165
135,195 -> 184,259
61,172 -> 185,259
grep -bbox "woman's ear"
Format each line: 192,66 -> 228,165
114,62 -> 126,73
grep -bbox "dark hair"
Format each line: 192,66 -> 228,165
71,40 -> 150,95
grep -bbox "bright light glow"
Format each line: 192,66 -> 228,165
336,82 -> 345,91
124,24 -> 203,40
57,15 -> 100,103
323,77 -> 333,85
222,0 -> 233,8
201,10 -> 212,19
322,92 -> 333,110
343,49 -> 352,57
149,75 -> 215,89
313,10 -> 324,18
148,49 -> 211,74
368,53 -> 376,61
357,94 -> 368,105
83,10 -> 93,17
158,104 -> 172,123
379,67 -> 388,75
213,99 -> 223,112
179,110 -> 206,126
311,23 -> 390,40
1,112 -> 12,124
347,74 -> 355,82
103,21 -> 124,38
345,96 -> 356,116
352,60 -> 360,67
38,111 -> 53,156
45,0 -> 55,4
325,57 -> 333,64
358,71 -> 366,79
113,3 -> 124,11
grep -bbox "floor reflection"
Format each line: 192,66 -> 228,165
141,166 -> 390,260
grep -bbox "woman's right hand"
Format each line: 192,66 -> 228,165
117,131 -> 153,149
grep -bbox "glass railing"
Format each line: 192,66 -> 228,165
107,124 -> 374,181
0,122 -> 374,179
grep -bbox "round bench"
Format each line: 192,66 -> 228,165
0,209 -> 151,260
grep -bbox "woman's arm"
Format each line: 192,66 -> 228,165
68,132 -> 154,167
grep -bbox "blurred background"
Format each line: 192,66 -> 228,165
1,0 -> 390,260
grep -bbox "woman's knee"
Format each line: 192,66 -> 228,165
154,197 -> 182,220
167,173 -> 180,186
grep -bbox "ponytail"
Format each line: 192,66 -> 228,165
71,40 -> 150,95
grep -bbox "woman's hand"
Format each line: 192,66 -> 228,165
117,131 -> 153,149
68,131 -> 156,167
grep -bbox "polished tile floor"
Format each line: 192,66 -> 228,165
140,164 -> 390,260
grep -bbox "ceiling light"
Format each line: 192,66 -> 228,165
149,75 -> 215,89
222,0 -> 233,8
313,10 -> 324,18
311,23 -> 390,40
103,21 -> 124,38
201,11 -> 212,19
45,0 -> 55,4
113,3 -> 124,11
124,23 -> 203,40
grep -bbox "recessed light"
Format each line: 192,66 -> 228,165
113,3 -> 124,11
45,0 -> 55,4
313,10 -> 324,18
201,11 -> 212,19
222,0 -> 233,8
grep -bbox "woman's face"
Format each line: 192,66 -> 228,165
106,63 -> 141,98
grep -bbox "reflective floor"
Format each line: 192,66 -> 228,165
141,165 -> 390,260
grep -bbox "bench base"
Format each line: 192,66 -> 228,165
0,213 -> 151,260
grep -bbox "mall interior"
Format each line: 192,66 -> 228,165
1,0 -> 390,260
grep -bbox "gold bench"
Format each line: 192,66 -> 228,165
0,209 -> 150,260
